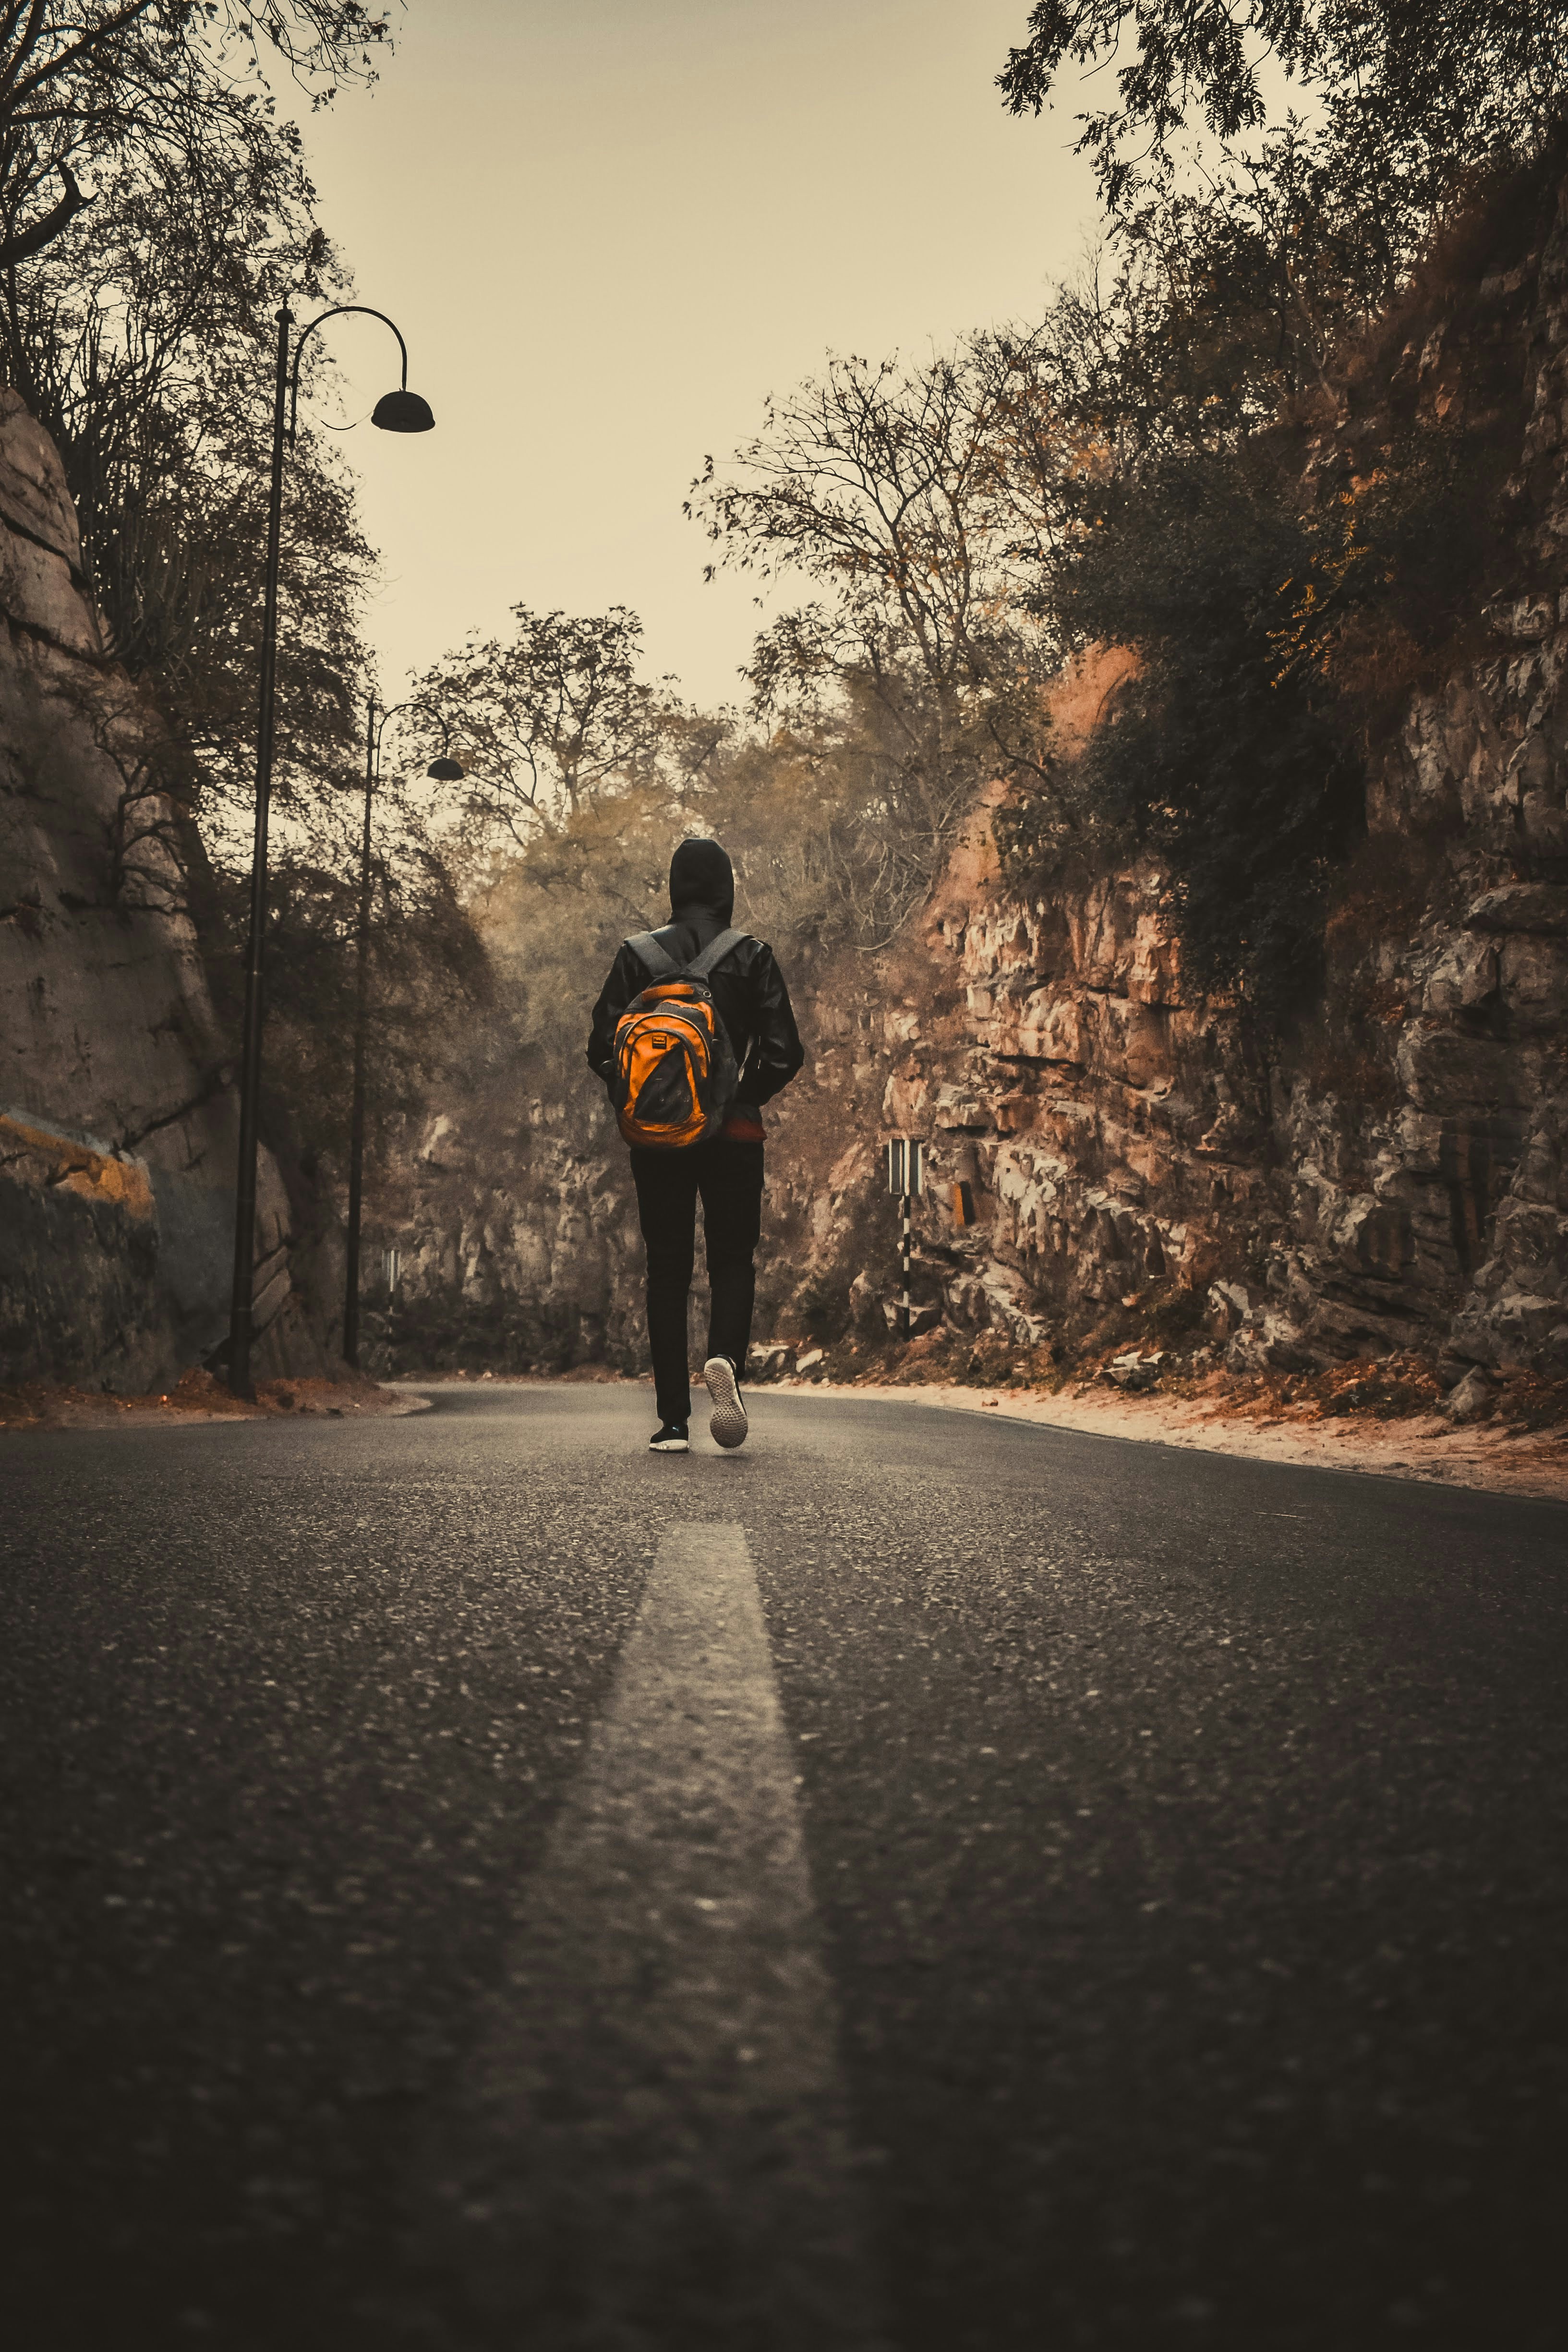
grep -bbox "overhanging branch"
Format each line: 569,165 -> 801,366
0,159 -> 90,267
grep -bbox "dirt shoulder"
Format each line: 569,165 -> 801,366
743,1330 -> 1568,1506
769,1372 -> 1568,1505
391,1362 -> 1568,1505
14,1354 -> 1559,1503
0,1367 -> 432,1432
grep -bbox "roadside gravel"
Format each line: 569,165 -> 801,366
392,1373 -> 1568,1507
772,1377 -> 1568,1505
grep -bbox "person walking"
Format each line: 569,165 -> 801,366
587,836 -> 804,1453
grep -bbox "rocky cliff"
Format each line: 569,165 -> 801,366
369,1076 -> 645,1374
0,392 -> 320,1390
762,176 -> 1568,1392
368,175 -> 1568,1398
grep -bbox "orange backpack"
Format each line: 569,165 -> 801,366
610,928 -> 745,1148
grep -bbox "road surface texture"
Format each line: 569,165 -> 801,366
2,1383 -> 1563,2351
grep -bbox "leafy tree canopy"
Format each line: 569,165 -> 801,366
415,606 -> 679,842
0,32 -> 374,838
0,3 -> 391,264
999,2 -> 1568,213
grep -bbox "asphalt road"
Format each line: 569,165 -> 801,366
2,1383 -> 1564,2352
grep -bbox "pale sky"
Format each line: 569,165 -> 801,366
289,0 -> 1098,710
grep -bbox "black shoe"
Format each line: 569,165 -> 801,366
702,1356 -> 748,1449
649,1422 -> 689,1453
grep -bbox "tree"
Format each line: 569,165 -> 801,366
989,112 -> 1557,1026
999,3 -> 1568,217
414,605 -> 688,851
1006,437 -> 1365,1025
0,4 -> 392,265
688,338 -> 1061,943
0,28 -> 378,853
689,340 -> 1058,708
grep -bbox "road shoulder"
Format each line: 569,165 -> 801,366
0,1368 -> 432,1431
773,1375 -> 1568,1504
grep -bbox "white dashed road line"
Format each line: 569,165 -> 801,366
427,1520 -> 891,2350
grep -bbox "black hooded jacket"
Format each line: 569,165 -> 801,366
585,838 -> 806,1110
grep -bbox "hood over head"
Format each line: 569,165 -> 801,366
668,835 -> 734,923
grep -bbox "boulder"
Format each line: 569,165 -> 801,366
1444,1366 -> 1497,1423
882,1300 -> 942,1336
847,1269 -> 880,1330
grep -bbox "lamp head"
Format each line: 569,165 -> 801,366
426,756 -> 465,781
372,387 -> 435,434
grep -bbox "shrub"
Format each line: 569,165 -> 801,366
1000,442 -> 1364,1027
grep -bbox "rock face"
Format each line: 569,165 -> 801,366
0,392 -> 314,1389
772,179 -> 1568,1383
365,1079 -> 648,1374
369,173 -> 1568,1387
376,585 -> 1568,1383
872,781 -> 1568,1377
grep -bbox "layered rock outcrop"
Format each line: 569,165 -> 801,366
374,618 -> 1568,1386
854,749 -> 1567,1378
0,392 -> 314,1388
770,177 -> 1568,1384
367,1082 -> 647,1372
369,171 -> 1568,1390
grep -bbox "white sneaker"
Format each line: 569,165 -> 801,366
702,1356 -> 748,1449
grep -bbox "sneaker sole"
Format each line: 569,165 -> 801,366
702,1356 -> 748,1449
648,1436 -> 689,1453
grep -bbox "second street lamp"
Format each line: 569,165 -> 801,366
341,700 -> 464,1370
226,304 -> 434,1399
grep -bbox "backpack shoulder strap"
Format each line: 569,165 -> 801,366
685,927 -> 748,980
625,929 -> 683,981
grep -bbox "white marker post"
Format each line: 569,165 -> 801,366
885,1137 -> 925,1339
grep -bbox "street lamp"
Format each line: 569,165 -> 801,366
341,700 -> 464,1370
226,304 -> 434,1399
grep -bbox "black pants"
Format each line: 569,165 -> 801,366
630,1139 -> 764,1425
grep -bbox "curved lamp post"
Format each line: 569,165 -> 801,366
341,700 -> 464,1369
227,305 -> 434,1398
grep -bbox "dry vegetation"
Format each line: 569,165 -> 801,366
0,1367 -> 421,1431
